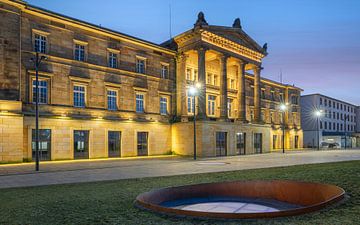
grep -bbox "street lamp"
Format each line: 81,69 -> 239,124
343,114 -> 349,150
31,52 -> 47,171
188,83 -> 200,160
314,110 -> 323,150
279,103 -> 288,153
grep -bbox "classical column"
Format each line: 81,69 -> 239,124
219,54 -> 229,120
253,66 -> 261,123
176,53 -> 188,121
237,60 -> 247,121
197,46 -> 207,119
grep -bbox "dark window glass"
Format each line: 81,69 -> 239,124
216,132 -> 227,156
236,132 -> 246,155
32,129 -> 51,161
74,130 -> 89,159
108,131 -> 121,157
137,132 -> 148,156
254,133 -> 263,154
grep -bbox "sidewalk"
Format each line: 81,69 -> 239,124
0,149 -> 359,189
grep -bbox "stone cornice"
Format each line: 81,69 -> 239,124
201,30 -> 265,63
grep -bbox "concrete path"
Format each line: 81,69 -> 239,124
0,149 -> 359,189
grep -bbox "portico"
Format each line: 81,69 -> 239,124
165,12 -> 303,157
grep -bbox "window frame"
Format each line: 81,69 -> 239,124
135,92 -> 145,113
160,63 -> 169,79
135,56 -> 146,74
159,96 -> 169,115
73,40 -> 88,62
32,29 -> 49,54
106,88 -> 119,111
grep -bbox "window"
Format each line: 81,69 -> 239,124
187,96 -> 195,114
261,89 -> 266,99
279,93 -> 284,102
250,110 -> 255,121
227,98 -> 232,117
324,99 -> 327,106
236,132 -> 246,155
320,98 -> 323,105
32,80 -> 48,104
34,34 -> 47,53
108,131 -> 121,157
207,73 -> 212,84
186,68 -> 192,80
291,95 -> 298,105
160,97 -> 168,115
137,132 -> 148,156
193,69 -> 198,81
107,90 -> 117,110
271,91 -> 275,101
329,100 -> 331,107
108,52 -> 117,68
161,64 -> 169,79
74,130 -> 89,159
216,132 -> 227,156
270,112 -> 275,123
208,95 -> 216,116
32,129 -> 51,161
324,121 -> 327,129
136,58 -> 145,74
74,44 -> 85,61
136,93 -> 145,113
261,111 -> 265,121
254,133 -> 262,154
333,123 -> 336,130
73,85 -> 85,107
320,121 -> 323,129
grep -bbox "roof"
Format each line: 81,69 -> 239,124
11,0 -> 176,55
161,13 -> 267,55
301,94 -> 358,107
245,72 -> 303,91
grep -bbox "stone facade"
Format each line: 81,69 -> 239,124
0,0 -> 303,162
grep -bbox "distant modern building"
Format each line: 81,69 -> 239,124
301,94 -> 359,148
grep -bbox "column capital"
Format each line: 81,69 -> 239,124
195,45 -> 209,53
219,52 -> 230,61
176,52 -> 188,62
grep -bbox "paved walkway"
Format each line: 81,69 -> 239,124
0,149 -> 359,189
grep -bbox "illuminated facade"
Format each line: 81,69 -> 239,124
0,0 -> 303,162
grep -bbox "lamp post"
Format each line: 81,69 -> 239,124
188,83 -> 200,160
31,52 -> 47,171
279,103 -> 288,154
314,110 -> 323,150
344,114 -> 349,150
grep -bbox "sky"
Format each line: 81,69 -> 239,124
27,0 -> 360,105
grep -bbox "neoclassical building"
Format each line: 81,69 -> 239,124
0,0 -> 303,162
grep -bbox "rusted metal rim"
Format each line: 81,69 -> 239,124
135,180 -> 345,219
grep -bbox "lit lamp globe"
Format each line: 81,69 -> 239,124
280,104 -> 287,111
315,110 -> 322,117
188,86 -> 198,97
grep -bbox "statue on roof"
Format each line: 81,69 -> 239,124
232,18 -> 242,29
262,43 -> 268,52
194,11 -> 208,28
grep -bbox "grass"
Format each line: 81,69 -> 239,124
0,160 -> 359,225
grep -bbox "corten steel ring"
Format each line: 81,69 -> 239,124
135,180 -> 345,219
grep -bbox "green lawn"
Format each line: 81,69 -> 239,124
0,161 -> 359,225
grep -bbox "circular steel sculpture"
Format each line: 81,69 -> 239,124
135,180 -> 345,219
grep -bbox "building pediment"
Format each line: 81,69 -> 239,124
161,13 -> 267,63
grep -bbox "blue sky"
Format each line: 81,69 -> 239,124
27,0 -> 360,105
